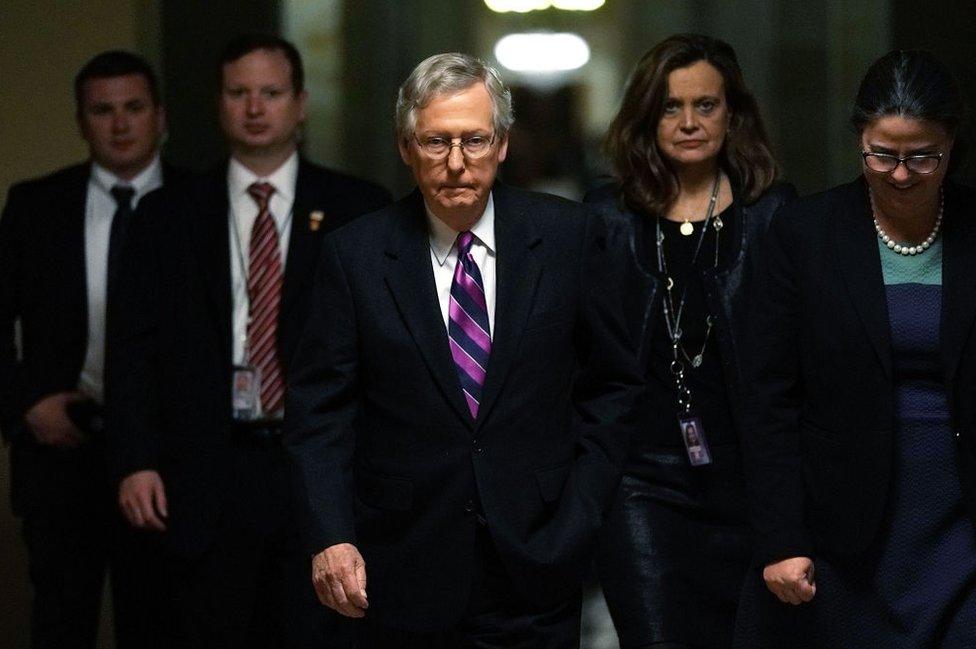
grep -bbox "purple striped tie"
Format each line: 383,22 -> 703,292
448,231 -> 491,418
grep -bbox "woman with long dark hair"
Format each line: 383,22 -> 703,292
586,34 -> 795,648
736,50 -> 976,647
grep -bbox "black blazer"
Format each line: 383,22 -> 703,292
104,159 -> 391,557
0,162 -> 190,515
585,181 -> 796,430
284,184 -> 643,631
0,163 -> 188,442
741,178 -> 976,566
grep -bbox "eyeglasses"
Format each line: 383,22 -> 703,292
861,151 -> 944,175
413,133 -> 496,160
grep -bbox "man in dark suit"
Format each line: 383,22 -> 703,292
106,34 -> 391,648
0,51 -> 184,648
285,52 -> 642,648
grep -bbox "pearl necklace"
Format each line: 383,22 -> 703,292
871,187 -> 943,256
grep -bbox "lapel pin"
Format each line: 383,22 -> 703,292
309,210 -> 325,232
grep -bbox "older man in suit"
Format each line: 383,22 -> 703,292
0,51 -> 186,649
285,52 -> 642,648
106,34 -> 390,648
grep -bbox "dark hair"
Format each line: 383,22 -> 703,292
74,50 -> 160,113
852,50 -> 967,136
606,33 -> 779,216
218,34 -> 305,94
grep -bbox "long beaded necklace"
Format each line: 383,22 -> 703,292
871,186 -> 943,256
654,170 -> 723,466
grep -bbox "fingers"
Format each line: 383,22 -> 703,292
312,554 -> 339,611
118,475 -> 167,531
344,565 -> 368,610
311,547 -> 368,618
355,561 -> 368,604
795,575 -> 816,602
327,571 -> 362,618
765,579 -> 800,605
328,566 -> 367,618
780,585 -> 803,605
120,496 -> 144,528
139,485 -> 166,531
763,557 -> 816,606
139,483 -> 166,532
154,481 -> 169,519
312,570 -> 335,609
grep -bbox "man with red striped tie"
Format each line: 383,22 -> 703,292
285,52 -> 643,648
105,34 -> 390,648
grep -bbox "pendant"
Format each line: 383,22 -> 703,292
680,220 -> 694,236
691,354 -> 703,368
713,216 -> 723,231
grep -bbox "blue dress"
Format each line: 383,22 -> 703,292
807,239 -> 976,647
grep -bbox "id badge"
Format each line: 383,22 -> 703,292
232,364 -> 260,421
679,413 -> 712,466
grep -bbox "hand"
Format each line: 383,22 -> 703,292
763,556 -> 816,605
118,470 -> 168,531
24,391 -> 85,448
312,543 -> 368,618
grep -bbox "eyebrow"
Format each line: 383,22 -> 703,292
417,129 -> 491,138
665,95 -> 722,103
866,144 -> 940,155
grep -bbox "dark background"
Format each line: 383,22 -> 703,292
1,1 -> 974,646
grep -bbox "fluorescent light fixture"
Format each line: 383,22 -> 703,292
484,0 -> 604,12
485,0 -> 548,12
494,33 -> 591,73
552,0 -> 605,9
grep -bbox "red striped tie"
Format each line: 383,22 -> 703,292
246,182 -> 285,414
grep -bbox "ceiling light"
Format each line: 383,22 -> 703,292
484,0 -> 604,12
494,33 -> 591,73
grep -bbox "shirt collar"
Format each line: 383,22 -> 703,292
90,154 -> 163,200
227,151 -> 299,204
426,192 -> 496,267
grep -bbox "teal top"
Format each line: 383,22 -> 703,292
878,237 -> 943,286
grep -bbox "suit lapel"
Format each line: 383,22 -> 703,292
940,182 -> 976,386
383,192 -> 473,426
65,165 -> 92,344
281,159 -> 320,318
475,186 -> 542,427
830,179 -> 892,378
191,168 -> 233,367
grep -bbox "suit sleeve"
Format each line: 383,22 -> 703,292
284,234 -> 360,556
0,185 -> 27,441
543,209 -> 644,561
740,205 -> 813,565
104,190 -> 166,483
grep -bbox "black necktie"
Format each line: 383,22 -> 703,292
108,185 -> 135,294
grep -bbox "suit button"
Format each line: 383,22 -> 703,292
473,439 -> 483,454
464,500 -> 475,513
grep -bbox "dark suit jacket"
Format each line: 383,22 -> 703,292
0,161 -> 188,513
284,184 -> 643,631
741,178 -> 976,566
104,158 -> 391,557
585,181 -> 796,434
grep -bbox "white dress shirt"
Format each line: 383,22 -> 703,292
427,193 -> 497,336
228,152 -> 297,380
77,156 -> 164,403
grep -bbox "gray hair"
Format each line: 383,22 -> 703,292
395,52 -> 514,140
